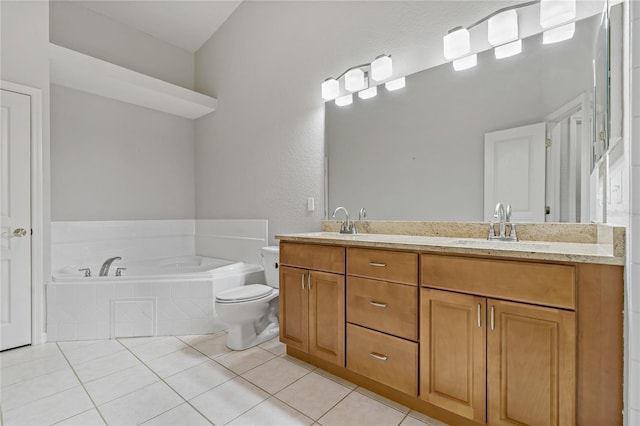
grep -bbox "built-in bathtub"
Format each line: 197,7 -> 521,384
46,256 -> 265,341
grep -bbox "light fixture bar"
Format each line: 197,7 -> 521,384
466,0 -> 539,31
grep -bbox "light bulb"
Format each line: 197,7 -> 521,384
344,68 -> 366,92
385,77 -> 406,91
540,0 -> 576,29
321,78 -> 339,100
371,55 -> 393,81
488,10 -> 518,46
543,22 -> 575,44
494,39 -> 522,59
358,86 -> 377,100
335,94 -> 353,107
453,54 -> 477,71
443,28 -> 470,59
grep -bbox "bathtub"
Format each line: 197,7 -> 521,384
46,256 -> 265,342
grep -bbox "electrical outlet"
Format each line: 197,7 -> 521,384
307,197 -> 315,211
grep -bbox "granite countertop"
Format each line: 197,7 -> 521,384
275,231 -> 624,265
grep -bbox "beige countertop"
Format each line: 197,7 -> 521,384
275,231 -> 624,265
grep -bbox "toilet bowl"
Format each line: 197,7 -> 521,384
215,246 -> 280,350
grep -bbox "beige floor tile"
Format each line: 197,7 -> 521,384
279,354 -> 317,372
227,397 -> 313,426
1,368 -> 80,411
216,346 -> 275,374
356,386 -> 411,414
407,410 -> 450,426
128,336 -> 188,362
242,357 -> 310,394
118,336 -> 167,349
84,364 -> 159,405
318,391 -> 406,426
177,332 -> 225,347
165,359 -> 236,400
61,340 -> 126,366
275,372 -> 352,420
312,367 -> 357,390
145,347 -> 209,378
192,333 -> 231,358
189,377 -> 269,425
1,352 -> 69,387
400,414 -> 435,426
259,337 -> 287,356
3,386 -> 94,426
141,403 -> 210,425
98,381 -> 183,425
74,350 -> 142,383
0,342 -> 61,369
54,408 -> 106,425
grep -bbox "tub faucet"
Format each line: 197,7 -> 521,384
332,207 -> 356,234
99,256 -> 122,276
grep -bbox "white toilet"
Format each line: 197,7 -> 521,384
215,246 -> 280,350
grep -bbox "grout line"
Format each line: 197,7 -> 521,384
55,342 -> 109,425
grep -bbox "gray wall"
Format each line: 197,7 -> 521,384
50,1 -> 194,90
327,18 -> 596,221
51,85 -> 195,221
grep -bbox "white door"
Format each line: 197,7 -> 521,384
1,89 -> 32,350
484,123 -> 546,222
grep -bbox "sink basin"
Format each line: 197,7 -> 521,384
451,239 -> 551,250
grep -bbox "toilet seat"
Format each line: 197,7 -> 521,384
216,284 -> 274,304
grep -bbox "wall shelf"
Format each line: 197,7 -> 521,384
49,43 -> 217,119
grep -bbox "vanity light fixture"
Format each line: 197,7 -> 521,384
453,54 -> 478,71
358,86 -> 378,100
540,0 -> 576,29
335,94 -> 353,107
494,39 -> 522,59
542,22 -> 576,44
443,0 -> 576,69
320,54 -> 393,102
385,77 -> 406,91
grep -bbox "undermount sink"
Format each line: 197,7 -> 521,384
451,239 -> 551,250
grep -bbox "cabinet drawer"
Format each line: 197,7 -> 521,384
347,277 -> 418,341
280,243 -> 345,273
421,254 -> 576,310
347,248 -> 418,285
347,324 -> 418,396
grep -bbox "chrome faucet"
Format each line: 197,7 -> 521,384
332,207 -> 356,234
488,203 -> 517,241
99,256 -> 122,276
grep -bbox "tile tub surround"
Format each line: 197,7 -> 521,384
313,221 -> 625,265
0,335 -> 443,426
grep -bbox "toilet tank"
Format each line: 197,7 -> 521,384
261,246 -> 280,288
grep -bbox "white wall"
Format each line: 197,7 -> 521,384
50,1 -> 194,89
51,85 -> 195,221
0,0 -> 51,277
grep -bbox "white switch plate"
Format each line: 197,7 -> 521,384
307,197 -> 315,211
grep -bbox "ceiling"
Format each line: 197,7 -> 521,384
74,0 -> 243,53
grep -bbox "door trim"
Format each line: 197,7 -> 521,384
1,81 -> 45,345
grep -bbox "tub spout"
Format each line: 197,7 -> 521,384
99,256 -> 122,277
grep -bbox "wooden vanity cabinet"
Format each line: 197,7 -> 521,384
279,243 -> 346,366
345,248 -> 419,396
421,254 -> 576,426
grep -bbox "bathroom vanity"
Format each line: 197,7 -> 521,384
276,223 -> 624,426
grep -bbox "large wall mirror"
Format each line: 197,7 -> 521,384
326,0 -> 616,223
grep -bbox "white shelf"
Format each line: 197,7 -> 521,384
49,43 -> 217,119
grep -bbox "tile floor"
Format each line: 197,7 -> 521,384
0,333 -> 448,426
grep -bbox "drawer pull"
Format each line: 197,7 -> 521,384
490,305 -> 495,331
301,274 -> 305,290
369,301 -> 388,308
477,303 -> 481,328
369,262 -> 387,267
369,352 -> 388,361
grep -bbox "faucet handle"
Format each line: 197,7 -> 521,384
358,208 -> 367,221
506,204 -> 512,222
115,267 -> 127,277
78,268 -> 91,277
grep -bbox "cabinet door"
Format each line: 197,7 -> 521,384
487,299 -> 576,426
309,270 -> 345,366
420,289 -> 486,423
279,266 -> 308,352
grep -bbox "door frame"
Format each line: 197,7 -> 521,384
1,80 -> 46,345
